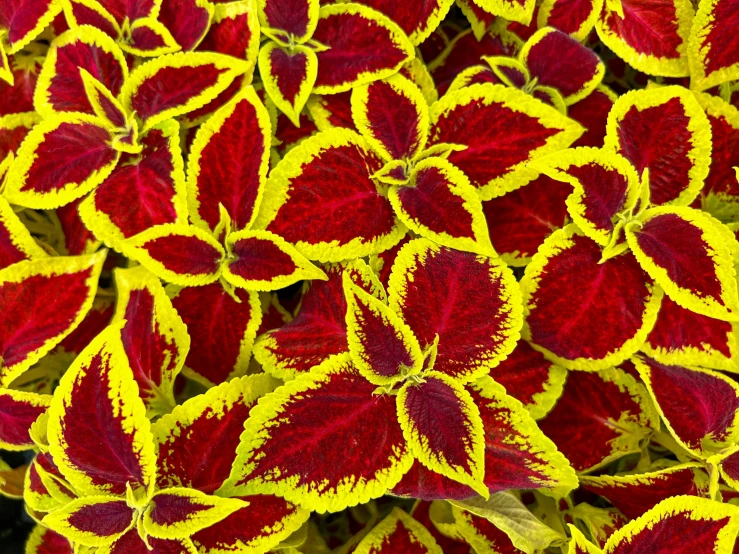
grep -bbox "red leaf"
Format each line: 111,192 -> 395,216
0,389 -> 51,450
159,0 -> 212,51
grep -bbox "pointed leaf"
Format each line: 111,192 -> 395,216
398,372 -> 487,496
0,195 -> 47,270
259,0 -> 318,42
626,207 -> 739,322
113,265 -> 189,416
222,229 -> 327,291
580,463 -> 710,520
521,27 -> 605,105
568,525 -> 603,554
34,26 -> 128,117
488,339 -> 567,420
389,239 -> 523,382
537,0 -> 601,42
0,252 -> 105,386
63,0 -> 122,38
125,224 -> 225,286
688,0 -> 739,91
536,148 -> 640,246
256,128 -> 405,262
81,120 -> 188,248
635,355 -> 739,458
0,112 -> 39,164
602,496 -> 739,553
122,18 -> 181,57
312,3 -> 414,94
390,157 -> 495,255
254,260 -> 385,379
144,488 -> 245,539
198,0 -> 260,63
154,374 -> 278,493
604,86 -> 711,206
187,86 -> 271,233
521,225 -> 663,370
42,497 -> 135,547
0,0 -> 62,54
168,283 -> 261,386
351,73 -> 429,162
25,526 -> 73,554
595,0 -> 693,77
355,507 -> 443,554
191,494 -> 308,554
344,274 -> 423,385
538,367 -> 660,472
159,0 -> 213,51
47,323 -> 157,496
79,69 -> 128,128
222,355 -> 413,513
4,114 -> 120,209
259,42 -> 317,127
428,83 -> 583,200
120,52 -> 250,131
642,295 -> 739,371
0,389 -> 51,451
24,452 -> 76,513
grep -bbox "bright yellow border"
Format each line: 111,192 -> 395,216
42,496 -> 135,547
312,3 -> 415,95
258,0 -> 319,44
604,85 -> 711,207
595,0 -> 693,77
0,193 -> 49,263
520,224 -> 664,370
689,0 -> 739,91
429,83 -> 584,200
119,17 -> 181,57
6,0 -> 63,54
220,353 -> 415,513
0,251 -> 107,386
354,507 -> 443,554
253,127 -> 408,262
537,0 -> 603,42
472,0 -> 535,25
25,524 -> 73,554
626,206 -> 739,322
0,389 -> 51,450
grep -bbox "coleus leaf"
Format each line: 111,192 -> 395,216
604,85 -> 711,207
24,451 -> 76,513
397,372 -> 488,497
579,463 -> 710,520
625,206 -> 739,322
187,86 -> 271,233
471,0 -> 536,25
390,157 -> 495,255
307,90 -> 355,131
583,496 -> 739,553
222,354 -> 413,513
537,0 -> 601,42
42,496 -> 136,547
78,68 -> 128,128
254,259 -> 385,379
521,225 -> 663,370
158,0 -> 213,51
569,503 -> 629,549
25,525 -> 73,554
80,119 -> 188,247
46,322 -> 157,497
0,0 -> 62,57
344,272 -> 423,386
411,501 -> 471,553
222,229 -> 328,291
112,265 -> 189,417
427,82 -> 583,200
119,52 -> 250,131
595,0 -> 694,77
0,251 -> 106,386
259,0 -> 319,42
520,27 -> 605,105
0,194 -> 47,270
450,502 -> 527,553
642,295 -> 739,371
535,147 -> 640,246
394,376 -> 577,499
568,524 -> 610,554
353,0 -> 455,45
569,85 -> 617,148
142,488 -> 245,540
311,3 -> 415,94
74,0 -> 158,28
694,92 -> 739,221
168,283 -> 262,387
125,224 -> 225,286
4,114 -> 121,209
0,112 -> 39,164
97,528 -> 198,554
198,0 -> 260,67
482,173 -> 571,266
34,25 -> 128,117
255,128 -> 405,263
488,339 -> 567,420
634,355 -> 739,458
63,0 -> 124,40
354,507 -> 443,554
0,389 -> 51,450
688,0 -> 739,91
388,238 -> 522,383
258,42 -> 317,128
351,73 -> 428,162
0,457 -> 25,499
537,367 -> 660,472
121,17 -> 181,58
